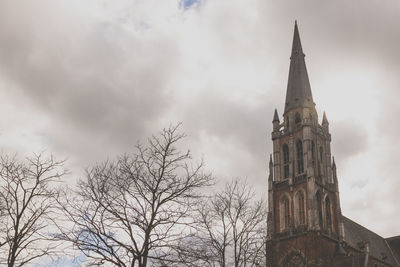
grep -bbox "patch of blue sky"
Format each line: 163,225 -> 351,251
180,0 -> 202,10
33,254 -> 86,267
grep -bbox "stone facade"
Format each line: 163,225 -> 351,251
266,22 -> 400,267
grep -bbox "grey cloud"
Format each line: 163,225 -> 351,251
179,89 -> 275,186
330,120 -> 369,163
0,2 -> 180,166
0,0 -> 400,237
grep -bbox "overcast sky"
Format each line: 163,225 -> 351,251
0,0 -> 399,238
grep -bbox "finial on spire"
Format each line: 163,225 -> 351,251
291,21 -> 304,57
273,109 -> 280,122
322,111 -> 329,124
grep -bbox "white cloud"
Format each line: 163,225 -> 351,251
0,0 -> 399,239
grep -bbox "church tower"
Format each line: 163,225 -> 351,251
266,22 -> 344,266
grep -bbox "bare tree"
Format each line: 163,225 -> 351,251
223,180 -> 266,267
0,153 -> 66,267
193,192 -> 233,267
153,233 -> 219,267
56,125 -> 212,267
169,179 -> 267,267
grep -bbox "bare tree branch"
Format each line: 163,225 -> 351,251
160,179 -> 267,267
56,124 -> 212,267
0,153 -> 66,266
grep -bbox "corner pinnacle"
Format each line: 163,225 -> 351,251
322,111 -> 329,124
273,109 -> 280,122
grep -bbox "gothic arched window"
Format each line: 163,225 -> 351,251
316,192 -> 323,229
319,146 -> 324,176
296,140 -> 304,174
282,196 -> 290,229
297,191 -> 306,225
325,197 -> 332,232
311,141 -> 315,164
283,144 -> 289,179
286,116 -> 290,129
295,112 -> 301,125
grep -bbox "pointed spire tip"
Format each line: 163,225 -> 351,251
284,20 -> 314,114
322,111 -> 329,124
273,109 -> 280,122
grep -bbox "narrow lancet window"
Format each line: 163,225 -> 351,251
296,140 -> 304,174
316,192 -> 323,229
298,192 -> 305,225
311,141 -> 315,165
326,197 -> 332,232
283,197 -> 290,229
286,116 -> 290,128
283,144 -> 290,179
319,146 -> 324,176
295,112 -> 301,125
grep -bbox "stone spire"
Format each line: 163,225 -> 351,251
284,21 -> 315,115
